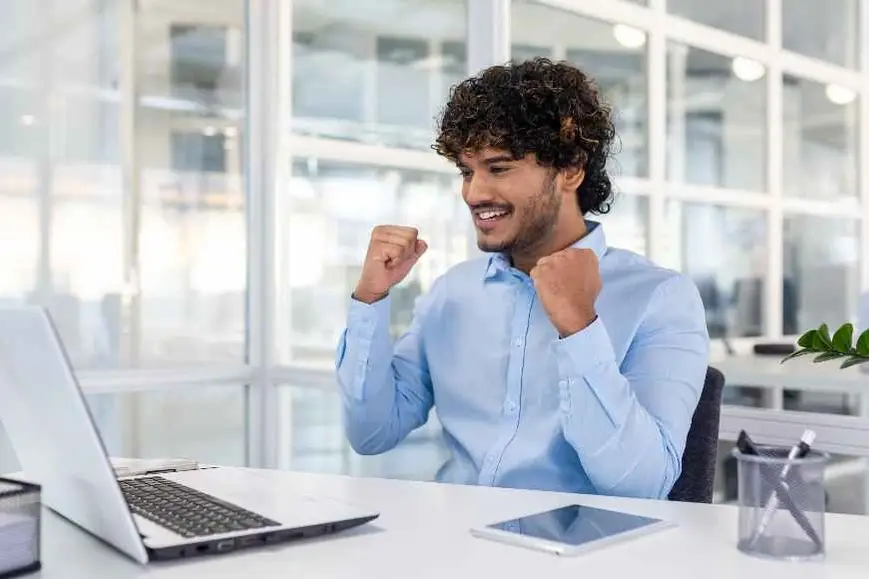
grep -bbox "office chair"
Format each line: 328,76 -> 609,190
668,366 -> 726,503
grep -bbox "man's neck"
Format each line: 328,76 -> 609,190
511,219 -> 589,274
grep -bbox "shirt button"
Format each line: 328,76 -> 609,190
514,338 -> 523,348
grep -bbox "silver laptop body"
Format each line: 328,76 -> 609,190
0,306 -> 378,563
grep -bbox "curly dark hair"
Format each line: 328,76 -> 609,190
433,57 -> 617,215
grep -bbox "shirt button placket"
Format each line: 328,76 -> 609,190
486,283 -> 531,487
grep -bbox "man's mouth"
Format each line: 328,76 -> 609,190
473,207 -> 512,224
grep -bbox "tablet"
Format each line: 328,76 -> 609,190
470,504 -> 675,556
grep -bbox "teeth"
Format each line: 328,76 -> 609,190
478,210 -> 507,220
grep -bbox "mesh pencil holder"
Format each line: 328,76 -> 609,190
0,477 -> 41,578
732,446 -> 828,561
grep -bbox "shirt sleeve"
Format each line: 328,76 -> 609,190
334,284 -> 439,455
553,274 -> 710,499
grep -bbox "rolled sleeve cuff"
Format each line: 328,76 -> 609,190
554,317 -> 617,378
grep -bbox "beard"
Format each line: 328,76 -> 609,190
476,176 -> 561,254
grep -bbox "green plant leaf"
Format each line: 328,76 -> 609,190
813,351 -> 844,363
832,323 -> 855,353
797,329 -> 818,349
841,356 -> 869,369
814,324 -> 833,349
780,349 -> 815,364
857,330 -> 869,357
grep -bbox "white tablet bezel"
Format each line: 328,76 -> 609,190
469,506 -> 676,557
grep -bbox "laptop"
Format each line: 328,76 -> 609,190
0,306 -> 379,563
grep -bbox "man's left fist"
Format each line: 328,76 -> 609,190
530,248 -> 601,337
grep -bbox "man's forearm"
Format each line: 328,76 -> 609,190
554,318 -> 692,499
336,296 -> 432,455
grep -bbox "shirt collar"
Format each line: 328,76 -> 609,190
483,219 -> 608,281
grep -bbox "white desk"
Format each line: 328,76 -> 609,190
713,354 -> 869,405
32,469 -> 869,578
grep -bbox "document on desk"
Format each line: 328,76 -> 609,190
111,457 -> 199,478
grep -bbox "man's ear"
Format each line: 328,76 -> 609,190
560,165 -> 585,193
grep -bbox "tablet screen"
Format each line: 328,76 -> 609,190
487,505 -> 666,547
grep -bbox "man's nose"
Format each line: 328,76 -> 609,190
462,174 -> 495,206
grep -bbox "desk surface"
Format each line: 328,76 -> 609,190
713,354 -> 868,393
34,468 -> 869,579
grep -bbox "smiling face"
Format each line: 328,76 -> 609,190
434,59 -> 617,269
458,149 -> 581,261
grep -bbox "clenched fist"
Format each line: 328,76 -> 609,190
530,248 -> 601,337
353,225 -> 428,304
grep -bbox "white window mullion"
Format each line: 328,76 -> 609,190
665,185 -> 773,209
245,0 -> 286,469
765,0 -> 784,339
781,197 -> 863,218
647,0 -> 667,265
77,366 -> 256,395
535,0 -> 654,32
289,136 -> 455,174
860,0 -> 869,290
467,0 -> 510,74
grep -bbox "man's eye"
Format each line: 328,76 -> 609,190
458,169 -> 472,179
490,166 -> 509,174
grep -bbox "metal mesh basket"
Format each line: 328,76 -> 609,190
732,446 -> 828,561
0,477 -> 41,578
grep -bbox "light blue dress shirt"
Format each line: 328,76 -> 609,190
335,220 -> 710,499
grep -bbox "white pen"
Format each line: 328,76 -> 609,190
748,429 -> 816,547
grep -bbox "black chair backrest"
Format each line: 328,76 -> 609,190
668,366 -> 726,503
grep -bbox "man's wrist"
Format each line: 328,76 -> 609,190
352,289 -> 389,304
556,309 -> 597,338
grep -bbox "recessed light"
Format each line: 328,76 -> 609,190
20,115 -> 35,126
612,25 -> 646,49
731,57 -> 765,82
203,126 -> 217,137
825,84 -> 856,105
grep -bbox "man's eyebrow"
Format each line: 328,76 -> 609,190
482,155 -> 516,165
456,155 -> 516,169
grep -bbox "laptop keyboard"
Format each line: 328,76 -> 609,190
119,476 -> 281,538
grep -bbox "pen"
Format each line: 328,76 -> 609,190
748,429 -> 816,547
737,431 -> 822,550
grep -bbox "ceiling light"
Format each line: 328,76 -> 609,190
224,126 -> 238,138
203,126 -> 217,137
20,114 -> 35,126
612,24 -> 646,49
825,84 -> 856,105
731,57 -> 765,82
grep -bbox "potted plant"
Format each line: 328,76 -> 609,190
782,323 -> 869,369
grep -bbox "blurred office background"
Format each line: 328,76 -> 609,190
1,0 -> 869,513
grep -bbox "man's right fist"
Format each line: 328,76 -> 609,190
353,225 -> 428,304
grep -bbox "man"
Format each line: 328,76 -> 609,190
334,58 -> 709,500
